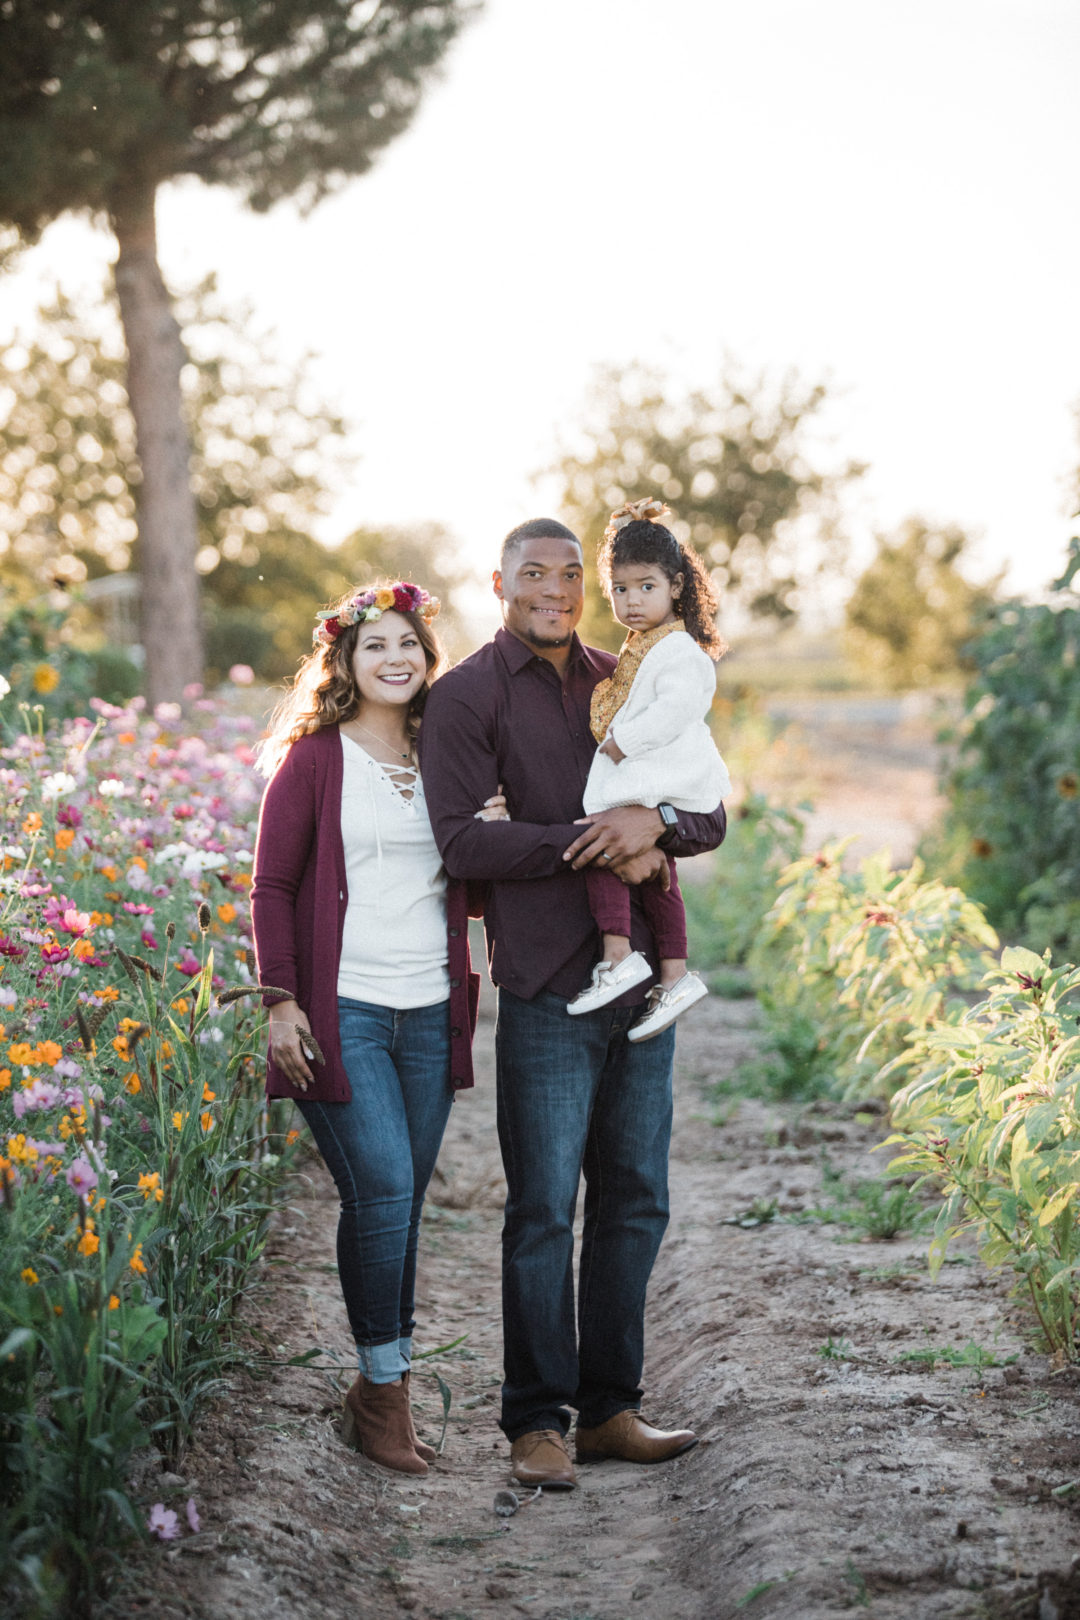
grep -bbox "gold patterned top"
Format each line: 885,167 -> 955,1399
589,621 -> 687,743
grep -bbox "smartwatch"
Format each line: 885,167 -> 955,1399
656,803 -> 679,850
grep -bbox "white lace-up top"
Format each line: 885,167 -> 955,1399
336,734 -> 450,1008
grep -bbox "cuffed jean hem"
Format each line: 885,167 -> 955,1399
399,1335 -> 413,1369
357,1337 -> 408,1383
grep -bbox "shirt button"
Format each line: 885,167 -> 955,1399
451,1026 -> 462,1038
448,926 -> 460,937
449,977 -> 461,988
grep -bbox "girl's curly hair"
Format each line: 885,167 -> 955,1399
597,518 -> 726,658
255,583 -> 447,778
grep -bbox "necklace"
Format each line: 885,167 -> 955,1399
348,718 -> 413,761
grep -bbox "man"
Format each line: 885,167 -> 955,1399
418,517 -> 726,1489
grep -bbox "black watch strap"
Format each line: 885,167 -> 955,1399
656,803 -> 679,849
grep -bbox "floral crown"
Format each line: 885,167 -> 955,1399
602,498 -> 672,544
314,581 -> 440,647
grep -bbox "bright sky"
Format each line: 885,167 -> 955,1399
3,0 -> 1079,624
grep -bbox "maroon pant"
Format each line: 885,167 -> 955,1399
584,857 -> 687,960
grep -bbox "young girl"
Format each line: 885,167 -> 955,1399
567,499 -> 730,1041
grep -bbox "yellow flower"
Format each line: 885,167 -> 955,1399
138,1172 -> 163,1203
108,1294 -> 120,1310
172,1111 -> 186,1130
374,587 -> 396,611
7,1135 -> 38,1165
123,1072 -> 141,1096
21,1267 -> 38,1285
171,998 -> 190,1015
77,1227 -> 99,1257
32,663 -> 60,694
129,1244 -> 147,1276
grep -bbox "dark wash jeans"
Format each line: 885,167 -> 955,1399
495,987 -> 676,1439
297,997 -> 453,1378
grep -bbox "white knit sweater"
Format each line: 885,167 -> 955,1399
582,628 -> 731,814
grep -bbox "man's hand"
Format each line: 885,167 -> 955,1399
609,847 -> 671,887
563,805 -> 663,870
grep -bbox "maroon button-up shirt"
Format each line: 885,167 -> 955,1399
419,628 -> 727,1003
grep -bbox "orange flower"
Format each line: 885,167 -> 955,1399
77,1226 -> 100,1257
232,873 -> 252,889
111,1036 -> 130,1060
8,1043 -> 34,1066
36,1041 -> 62,1068
123,1072 -> 141,1096
100,866 -> 118,882
138,1172 -> 163,1203
172,1111 -> 186,1130
200,1111 -> 214,1133
202,1083 -> 216,1103
129,856 -> 148,872
21,812 -> 42,835
72,938 -> 96,960
171,998 -> 190,1015
89,911 -> 113,927
117,732 -> 136,745
108,1294 -> 120,1310
129,1244 -> 147,1276
0,1069 -> 10,1092
94,986 -> 120,1003
21,1267 -> 38,1285
216,903 -> 237,925
54,829 -> 75,851
285,1128 -> 301,1146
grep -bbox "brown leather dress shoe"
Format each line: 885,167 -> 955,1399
574,1409 -> 698,1464
509,1428 -> 578,1490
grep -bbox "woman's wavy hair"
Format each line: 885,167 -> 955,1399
597,517 -> 726,659
256,583 -> 447,778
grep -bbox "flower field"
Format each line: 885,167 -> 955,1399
0,688 -> 297,1614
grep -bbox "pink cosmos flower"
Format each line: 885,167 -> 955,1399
147,1503 -> 180,1541
66,1155 -> 98,1197
61,908 -> 92,937
176,948 -> 201,977
40,943 -> 71,965
185,1498 -> 201,1533
229,664 -> 254,685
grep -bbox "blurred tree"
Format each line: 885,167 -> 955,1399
0,0 -> 476,702
0,278 -> 474,681
844,518 -> 1003,689
548,362 -> 863,650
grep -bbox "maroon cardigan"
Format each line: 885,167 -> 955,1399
250,725 -> 481,1102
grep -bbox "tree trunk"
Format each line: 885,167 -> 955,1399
110,183 -> 203,705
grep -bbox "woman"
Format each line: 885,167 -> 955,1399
251,580 -> 492,1476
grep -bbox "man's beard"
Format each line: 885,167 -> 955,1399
521,623 -> 572,649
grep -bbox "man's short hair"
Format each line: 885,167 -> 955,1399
499,518 -> 581,572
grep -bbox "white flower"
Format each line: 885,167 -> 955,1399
181,850 -> 228,877
0,674 -> 10,698
41,772 -> 77,800
97,778 -> 128,798
154,702 -> 182,725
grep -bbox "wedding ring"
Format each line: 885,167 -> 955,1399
601,851 -> 612,861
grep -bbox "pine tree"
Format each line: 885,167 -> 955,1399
0,1 -> 475,700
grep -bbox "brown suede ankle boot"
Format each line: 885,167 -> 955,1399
402,1370 -> 437,1464
342,1374 -> 428,1475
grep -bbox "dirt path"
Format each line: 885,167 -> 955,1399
108,988 -> 1080,1620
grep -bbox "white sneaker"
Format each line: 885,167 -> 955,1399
627,973 -> 708,1042
567,951 -> 653,1015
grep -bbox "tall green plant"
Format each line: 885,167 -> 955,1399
749,843 -> 998,1099
932,537 -> 1080,958
886,948 -> 1080,1361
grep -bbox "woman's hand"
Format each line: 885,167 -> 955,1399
474,783 -> 511,822
269,998 -> 315,1092
599,735 -> 626,763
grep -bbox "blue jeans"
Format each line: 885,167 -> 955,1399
495,987 -> 676,1438
297,997 -> 453,1381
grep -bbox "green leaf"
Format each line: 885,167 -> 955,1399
194,947 -> 215,1023
1038,1185 -> 1079,1227
1000,946 -> 1047,980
